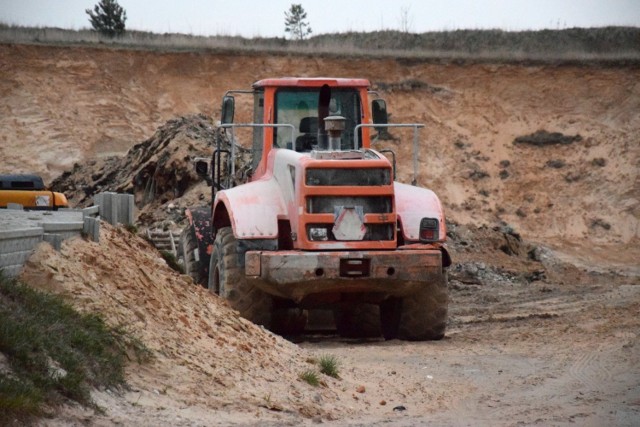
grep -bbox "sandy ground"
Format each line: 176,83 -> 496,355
18,224 -> 639,426
1,43 -> 639,425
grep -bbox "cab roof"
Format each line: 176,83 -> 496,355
0,174 -> 45,190
253,77 -> 370,89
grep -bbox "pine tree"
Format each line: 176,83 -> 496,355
284,4 -> 312,41
86,0 -> 127,38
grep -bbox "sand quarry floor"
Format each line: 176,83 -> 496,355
1,43 -> 639,425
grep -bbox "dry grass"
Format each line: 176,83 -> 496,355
1,23 -> 639,63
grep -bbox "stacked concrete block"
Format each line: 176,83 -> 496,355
0,228 -> 43,277
0,191 -> 135,278
83,216 -> 100,243
41,222 -> 85,242
93,192 -> 134,226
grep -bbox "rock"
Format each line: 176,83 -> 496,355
513,130 -> 582,146
564,172 -> 582,182
526,270 -> 546,282
468,169 -> 490,181
546,159 -> 566,168
356,385 -> 366,393
590,218 -> 611,230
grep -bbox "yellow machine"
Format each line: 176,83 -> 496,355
0,174 -> 68,210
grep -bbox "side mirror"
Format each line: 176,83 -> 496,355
221,95 -> 235,124
372,99 -> 388,125
195,160 -> 209,177
195,159 -> 212,186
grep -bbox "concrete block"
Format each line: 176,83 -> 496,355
109,192 -> 119,225
0,250 -> 34,267
117,194 -> 134,225
82,205 -> 100,219
43,233 -> 63,251
0,229 -> 43,254
0,228 -> 44,278
83,216 -> 100,242
41,222 -> 84,233
94,192 -> 114,225
0,227 -> 43,241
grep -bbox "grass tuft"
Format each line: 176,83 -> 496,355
124,223 -> 138,234
318,354 -> 340,378
160,250 -> 184,274
299,370 -> 320,387
0,272 -> 149,423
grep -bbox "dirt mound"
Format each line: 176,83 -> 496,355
51,114 -> 248,230
19,224 -> 355,424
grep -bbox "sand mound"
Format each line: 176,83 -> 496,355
19,224 -> 354,423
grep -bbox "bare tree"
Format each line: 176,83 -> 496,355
399,5 -> 413,33
285,4 -> 312,41
86,0 -> 127,38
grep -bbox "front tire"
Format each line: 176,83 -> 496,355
209,227 -> 272,328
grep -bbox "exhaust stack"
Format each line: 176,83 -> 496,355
324,115 -> 346,151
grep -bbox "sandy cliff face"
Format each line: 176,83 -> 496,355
1,44 -> 638,256
3,43 -> 639,425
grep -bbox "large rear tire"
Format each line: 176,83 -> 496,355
208,227 -> 272,328
382,272 -> 449,341
180,225 -> 204,285
334,304 -> 382,338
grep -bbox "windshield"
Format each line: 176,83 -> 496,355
274,87 -> 362,152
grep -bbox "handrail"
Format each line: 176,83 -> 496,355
220,123 -> 296,175
223,89 -> 253,97
354,123 -> 425,185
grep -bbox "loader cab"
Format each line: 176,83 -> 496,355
245,78 -> 375,179
272,86 -> 362,152
219,78 -> 387,181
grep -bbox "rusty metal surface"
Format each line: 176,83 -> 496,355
246,249 -> 443,302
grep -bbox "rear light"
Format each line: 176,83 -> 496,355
419,218 -> 439,242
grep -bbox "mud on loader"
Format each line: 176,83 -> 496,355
182,78 -> 451,340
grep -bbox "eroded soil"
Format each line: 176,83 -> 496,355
1,43 -> 638,425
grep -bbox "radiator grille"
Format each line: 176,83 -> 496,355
306,168 -> 391,186
306,196 -> 392,214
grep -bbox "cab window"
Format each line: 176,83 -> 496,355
274,88 -> 361,152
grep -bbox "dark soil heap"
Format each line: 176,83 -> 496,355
52,114 -> 248,229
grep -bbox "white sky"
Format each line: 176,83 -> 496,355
1,0 -> 639,37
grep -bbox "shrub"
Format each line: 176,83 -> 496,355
0,273 -> 148,423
